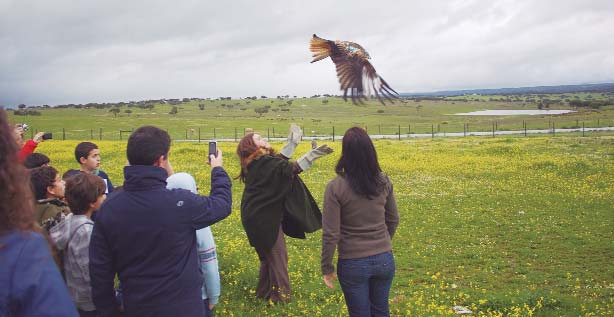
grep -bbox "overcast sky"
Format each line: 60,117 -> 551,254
1,0 -> 613,106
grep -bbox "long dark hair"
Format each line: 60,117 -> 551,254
0,108 -> 37,235
335,127 -> 385,199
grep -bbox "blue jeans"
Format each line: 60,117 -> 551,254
337,251 -> 395,317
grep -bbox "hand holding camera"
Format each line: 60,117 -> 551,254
33,132 -> 52,143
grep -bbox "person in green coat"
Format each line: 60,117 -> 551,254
236,124 -> 333,303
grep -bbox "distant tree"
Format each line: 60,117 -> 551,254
199,104 -> 205,110
124,109 -> 132,114
169,106 -> 178,115
18,104 -> 26,109
254,107 -> 269,117
109,107 -> 120,117
377,109 -> 385,113
14,109 -> 41,116
286,100 -> 293,106
322,99 -> 329,104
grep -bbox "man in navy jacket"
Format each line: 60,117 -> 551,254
89,126 -> 232,317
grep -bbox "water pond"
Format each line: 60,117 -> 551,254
452,110 -> 576,116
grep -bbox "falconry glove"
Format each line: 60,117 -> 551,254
297,144 -> 333,172
280,124 -> 303,158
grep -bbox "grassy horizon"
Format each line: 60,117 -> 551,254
8,94 -> 614,141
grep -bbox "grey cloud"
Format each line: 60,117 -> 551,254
1,0 -> 613,106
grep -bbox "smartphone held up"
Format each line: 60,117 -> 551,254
208,141 -> 218,163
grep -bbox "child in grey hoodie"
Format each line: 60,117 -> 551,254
51,173 -> 106,317
167,172 -> 221,317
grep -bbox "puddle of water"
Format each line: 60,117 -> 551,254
452,110 -> 576,116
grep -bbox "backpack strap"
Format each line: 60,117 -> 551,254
66,222 -> 94,250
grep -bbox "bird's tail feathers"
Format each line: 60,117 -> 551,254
310,35 -> 332,63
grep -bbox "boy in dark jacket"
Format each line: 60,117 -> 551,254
89,126 -> 232,317
74,142 -> 114,194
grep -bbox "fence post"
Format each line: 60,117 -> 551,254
408,124 -> 411,135
492,122 -> 495,138
63,128 -> 65,140
267,128 -> 270,140
552,121 -> 555,136
185,129 -> 188,140
99,128 -> 102,141
332,126 -> 335,142
524,121 -> 527,137
91,129 -> 93,139
213,128 -> 216,140
378,124 -> 381,135
431,125 -> 434,138
582,122 -> 585,137
398,125 -> 401,140
234,127 -> 237,142
119,130 -> 122,141
597,119 -> 600,128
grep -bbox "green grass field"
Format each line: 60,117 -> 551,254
8,94 -> 614,141
36,135 -> 614,316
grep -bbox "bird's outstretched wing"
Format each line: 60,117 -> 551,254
310,34 -> 398,105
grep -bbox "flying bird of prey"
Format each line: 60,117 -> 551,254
309,34 -> 399,105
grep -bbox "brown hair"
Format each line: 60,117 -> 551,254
236,133 -> 275,182
65,173 -> 106,215
74,141 -> 98,163
0,108 -> 37,235
29,165 -> 59,200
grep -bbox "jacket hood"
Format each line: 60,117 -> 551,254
50,213 -> 93,250
166,172 -> 198,194
123,165 -> 168,191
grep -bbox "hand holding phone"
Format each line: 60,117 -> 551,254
42,132 -> 53,140
208,141 -> 218,160
208,141 -> 222,167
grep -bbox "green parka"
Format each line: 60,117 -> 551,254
240,155 -> 322,252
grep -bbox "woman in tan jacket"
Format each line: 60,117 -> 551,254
321,127 -> 399,317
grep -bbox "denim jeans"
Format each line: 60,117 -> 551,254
337,251 -> 395,317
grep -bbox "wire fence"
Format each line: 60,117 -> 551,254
26,119 -> 614,142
